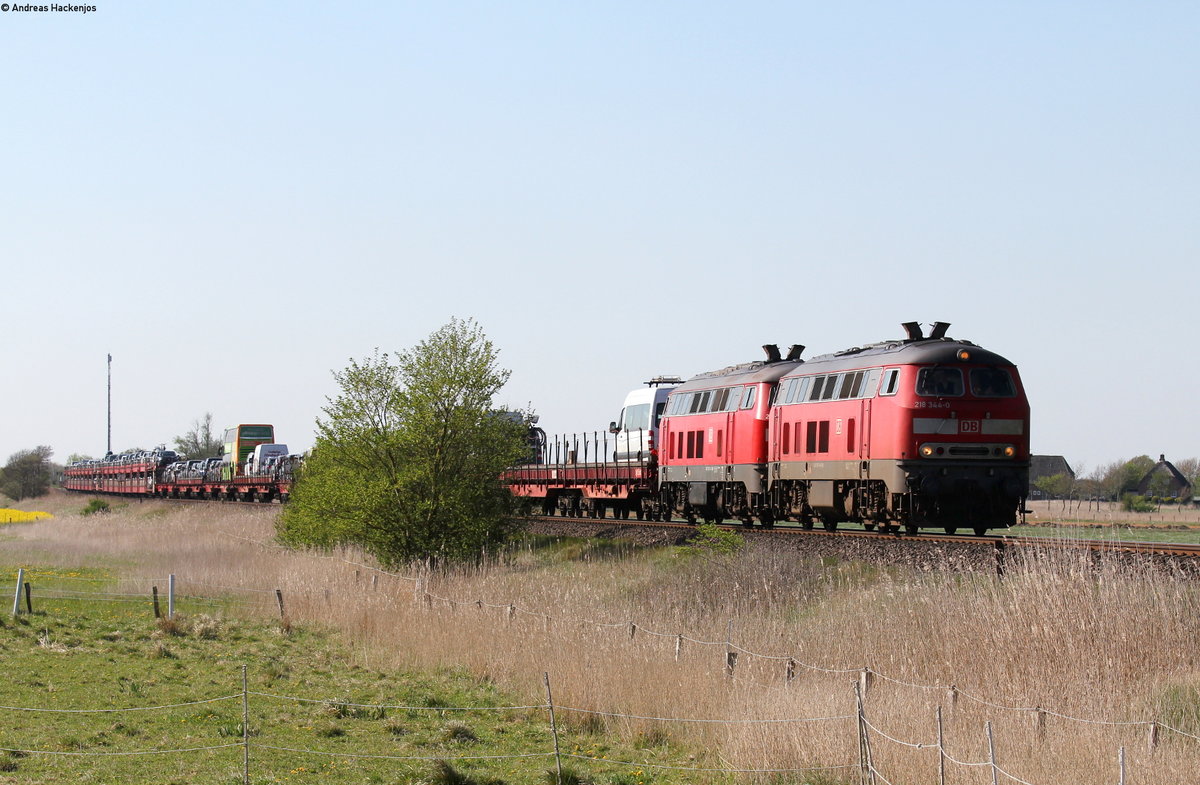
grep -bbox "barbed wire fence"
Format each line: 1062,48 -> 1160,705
0,661 -> 1150,785
7,563 -> 1190,783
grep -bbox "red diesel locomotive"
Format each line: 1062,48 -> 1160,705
509,322 -> 1030,534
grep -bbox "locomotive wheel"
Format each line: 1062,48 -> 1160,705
801,519 -> 814,530
822,519 -> 838,532
905,524 -> 920,536
973,526 -> 988,536
944,526 -> 958,535
863,522 -> 877,532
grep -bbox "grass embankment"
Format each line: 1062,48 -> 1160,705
0,564 -> 697,785
7,490 -> 1200,784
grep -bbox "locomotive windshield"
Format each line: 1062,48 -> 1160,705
915,368 -> 964,397
969,368 -> 1017,397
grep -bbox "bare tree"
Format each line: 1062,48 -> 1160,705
174,413 -> 223,459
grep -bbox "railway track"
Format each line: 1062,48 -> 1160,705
127,496 -> 1200,560
521,514 -> 1200,558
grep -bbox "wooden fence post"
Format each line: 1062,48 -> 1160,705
274,589 -> 286,619
1033,707 -> 1045,741
543,672 -> 563,785
986,721 -> 998,785
23,582 -> 32,614
168,573 -> 175,619
674,634 -> 683,662
859,668 -> 874,698
936,705 -> 946,785
11,568 -> 24,617
242,664 -> 250,785
856,681 -> 876,785
1147,721 -> 1159,752
152,586 -> 161,619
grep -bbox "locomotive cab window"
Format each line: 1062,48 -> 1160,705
916,367 -> 964,397
969,368 -> 1016,397
741,387 -> 757,409
879,369 -> 900,396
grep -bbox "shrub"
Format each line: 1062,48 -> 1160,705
80,499 -> 110,516
1121,494 -> 1156,513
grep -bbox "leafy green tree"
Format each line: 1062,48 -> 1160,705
1034,472 -> 1072,499
0,446 -> 54,501
174,413 -> 223,458
1096,456 -> 1156,500
278,319 -> 531,567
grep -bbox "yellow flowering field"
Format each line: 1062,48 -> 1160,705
0,508 -> 52,524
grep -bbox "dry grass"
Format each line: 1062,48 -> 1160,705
1029,498 -> 1200,526
7,490 -> 1200,783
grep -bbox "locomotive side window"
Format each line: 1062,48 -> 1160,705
838,372 -> 863,399
782,422 -> 791,455
916,368 -> 964,397
806,421 -> 817,453
809,376 -> 825,401
818,421 -> 830,452
969,368 -> 1016,397
879,369 -> 900,396
821,375 -> 838,400
741,387 -> 756,409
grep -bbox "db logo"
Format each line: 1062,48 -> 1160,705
960,420 -> 981,433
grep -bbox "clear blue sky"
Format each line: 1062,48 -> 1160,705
2,2 -> 1196,477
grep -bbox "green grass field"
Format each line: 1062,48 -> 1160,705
1006,522 -> 1200,544
0,566 -> 711,785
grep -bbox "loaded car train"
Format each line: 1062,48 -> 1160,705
505,322 -> 1030,535
62,424 -> 303,502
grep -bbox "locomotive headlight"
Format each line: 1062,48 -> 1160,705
920,445 -> 934,457
1003,446 -> 1015,457
957,349 -> 970,361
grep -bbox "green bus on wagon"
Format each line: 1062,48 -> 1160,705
221,424 -> 275,479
